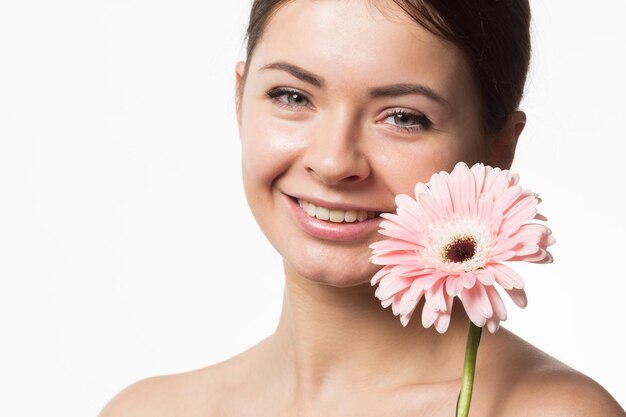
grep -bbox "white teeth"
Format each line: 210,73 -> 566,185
305,203 -> 316,216
315,206 -> 330,220
297,199 -> 379,223
345,210 -> 357,222
329,209 -> 344,223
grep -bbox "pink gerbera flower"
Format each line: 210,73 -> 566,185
369,161 -> 555,333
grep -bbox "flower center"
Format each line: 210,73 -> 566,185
442,235 -> 477,263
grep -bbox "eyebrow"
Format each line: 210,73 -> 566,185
258,60 -> 448,105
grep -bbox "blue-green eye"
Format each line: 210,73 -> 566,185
382,109 -> 433,133
266,87 -> 311,109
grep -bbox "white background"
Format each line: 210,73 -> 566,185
1,0 -> 625,415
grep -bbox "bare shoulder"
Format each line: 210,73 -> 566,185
500,367 -> 625,417
98,365 -> 224,417
98,338 -> 271,417
487,331 -> 625,417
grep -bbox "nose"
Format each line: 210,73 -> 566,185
301,107 -> 371,186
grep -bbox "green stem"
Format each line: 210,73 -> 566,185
455,321 -> 482,417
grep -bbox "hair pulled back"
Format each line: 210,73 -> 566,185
240,0 -> 531,134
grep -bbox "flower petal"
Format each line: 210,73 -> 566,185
434,309 -> 452,333
460,287 -> 487,327
377,228 -> 426,248
429,171 -> 454,216
375,276 -> 413,300
473,283 -> 493,317
371,265 -> 393,286
500,194 -> 538,234
470,162 -> 487,196
399,281 -> 425,317
445,275 -> 463,296
421,303 -> 439,328
486,317 -> 500,333
476,268 -> 496,286
506,288 -> 528,308
369,238 -> 420,254
485,285 -> 507,321
488,263 -> 525,289
493,185 -> 523,216
461,272 -> 477,289
370,250 -> 419,266
425,279 -> 447,312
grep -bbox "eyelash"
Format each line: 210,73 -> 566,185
265,87 -> 433,133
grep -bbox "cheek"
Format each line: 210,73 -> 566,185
370,135 -> 487,195
240,109 -> 308,200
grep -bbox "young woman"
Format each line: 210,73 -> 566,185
100,0 -> 625,415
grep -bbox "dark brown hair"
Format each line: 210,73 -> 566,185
239,0 -> 531,134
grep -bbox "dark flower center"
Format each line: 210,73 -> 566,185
443,235 -> 477,263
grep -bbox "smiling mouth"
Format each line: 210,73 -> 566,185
296,198 -> 382,223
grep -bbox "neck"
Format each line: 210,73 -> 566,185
268,262 -> 476,402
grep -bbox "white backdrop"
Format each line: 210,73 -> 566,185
0,0 -> 624,415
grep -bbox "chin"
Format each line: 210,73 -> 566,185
282,242 -> 381,288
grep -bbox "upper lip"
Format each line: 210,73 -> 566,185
286,192 -> 394,213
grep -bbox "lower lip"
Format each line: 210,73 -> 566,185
284,194 -> 383,242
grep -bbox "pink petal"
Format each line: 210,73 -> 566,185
490,250 -> 516,262
390,264 -> 436,278
369,238 -> 420,254
390,291 -> 405,316
379,211 -> 424,238
399,282 -> 425,317
470,162 -> 487,196
459,162 -> 477,210
377,228 -> 426,248
488,263 -> 525,289
460,287 -> 487,327
371,265 -> 393,285
381,297 -> 394,308
417,192 -> 442,225
421,303 -> 439,328
506,288 -> 528,308
429,174 -> 455,219
425,279 -> 447,312
400,305 -> 418,327
486,317 -> 500,333
485,285 -> 508,321
486,168 -> 508,196
370,250 -> 418,266
450,162 -> 468,214
434,309 -> 452,333
478,193 -> 496,224
414,182 -> 429,197
472,283 -> 493,317
375,276 -> 413,300
499,194 -> 538,234
493,185 -> 523,216
476,268 -> 496,285
445,275 -> 463,296
461,272 -> 477,289
394,193 -> 420,214
509,249 -> 553,264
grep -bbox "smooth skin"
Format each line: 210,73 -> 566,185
100,1 -> 625,416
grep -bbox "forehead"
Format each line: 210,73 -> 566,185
249,0 -> 473,101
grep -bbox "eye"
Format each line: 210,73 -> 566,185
381,109 -> 433,133
266,87 -> 312,110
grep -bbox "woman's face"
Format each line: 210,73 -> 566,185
235,0 -> 493,287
